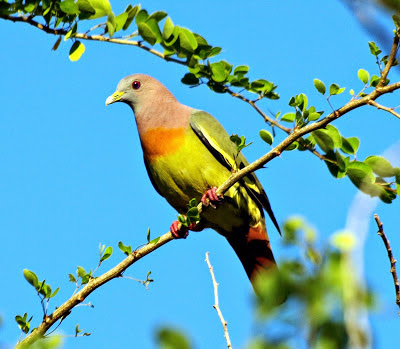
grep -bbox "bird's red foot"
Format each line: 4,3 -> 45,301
170,220 -> 199,239
201,187 -> 223,208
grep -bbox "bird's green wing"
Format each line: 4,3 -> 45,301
190,110 -> 281,234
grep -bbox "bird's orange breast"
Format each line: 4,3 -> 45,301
141,127 -> 186,162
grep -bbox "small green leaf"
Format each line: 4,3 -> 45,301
118,241 -> 132,255
148,11 -> 167,22
64,23 -> 77,41
210,62 -> 227,82
312,130 -> 334,153
369,75 -> 380,87
135,9 -> 149,25
308,112 -> 321,121
115,12 -> 128,32
234,65 -> 249,75
368,41 -> 381,56
181,73 -> 199,85
77,266 -> 86,278
162,17 -> 174,40
123,5 -> 140,30
138,19 -> 162,45
178,27 -> 198,52
60,0 -> 80,15
358,69 -> 369,85
314,79 -> 326,94
281,113 -> 296,122
86,0 -> 112,19
347,161 -> 377,194
69,273 -> 77,283
329,83 -> 340,95
100,246 -> 113,262
149,237 -> 161,244
23,269 -> 39,288
259,130 -> 273,145
364,155 -> 397,177
285,142 -> 299,151
69,41 -> 85,61
340,136 -> 360,155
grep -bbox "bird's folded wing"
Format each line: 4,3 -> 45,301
189,110 -> 281,234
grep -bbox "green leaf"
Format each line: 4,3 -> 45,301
162,17 -> 174,40
312,130 -> 334,153
123,5 -> 140,30
358,69 -> 369,85
364,155 -> 397,177
178,27 -> 198,52
77,266 -> 87,278
148,11 -> 167,22
69,273 -> 77,283
210,62 -> 227,82
347,161 -> 376,193
100,246 -> 113,262
370,75 -> 380,87
281,113 -> 296,122
64,22 -> 77,41
308,112 -> 321,121
86,0 -> 112,19
106,12 -> 115,37
69,41 -> 85,61
60,0 -> 80,15
23,269 -> 39,288
323,151 -> 347,178
234,65 -> 249,75
138,19 -> 162,45
118,241 -> 132,256
77,0 -> 96,18
181,73 -> 199,85
115,12 -> 128,32
285,142 -> 299,151
157,327 -> 191,349
135,9 -> 149,25
329,83 -> 340,95
149,237 -> 161,244
314,79 -> 326,95
259,129 -> 273,145
340,136 -> 360,155
368,41 -> 381,56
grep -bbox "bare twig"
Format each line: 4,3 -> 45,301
374,214 -> 400,314
368,100 -> 400,120
205,253 -> 232,349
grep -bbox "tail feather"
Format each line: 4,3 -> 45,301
225,221 -> 276,286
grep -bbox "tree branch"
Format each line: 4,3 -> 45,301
368,100 -> 400,120
205,253 -> 232,349
374,214 -> 400,314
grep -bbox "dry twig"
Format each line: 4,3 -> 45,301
374,214 -> 400,314
205,252 -> 232,349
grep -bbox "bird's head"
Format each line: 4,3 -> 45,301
105,74 -> 174,114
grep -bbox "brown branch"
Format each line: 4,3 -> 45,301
374,214 -> 400,314
205,253 -> 232,349
378,34 -> 399,88
368,100 -> 400,120
0,14 -> 186,65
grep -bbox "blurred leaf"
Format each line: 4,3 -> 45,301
156,327 -> 191,349
331,231 -> 356,251
368,41 -> 382,56
118,241 -> 132,255
341,136 -> 360,155
281,113 -> 295,122
87,0 -> 112,19
52,36 -> 62,51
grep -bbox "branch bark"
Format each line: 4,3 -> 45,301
374,214 -> 400,314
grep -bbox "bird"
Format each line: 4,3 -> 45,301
106,74 -> 280,291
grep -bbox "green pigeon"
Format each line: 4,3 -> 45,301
106,74 -> 280,290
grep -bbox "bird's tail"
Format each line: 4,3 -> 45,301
225,220 -> 276,289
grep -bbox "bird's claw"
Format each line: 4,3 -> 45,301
201,187 -> 223,209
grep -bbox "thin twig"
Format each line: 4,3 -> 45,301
374,214 -> 400,314
368,100 -> 400,120
205,253 -> 232,349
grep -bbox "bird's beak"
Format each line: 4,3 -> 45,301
105,91 -> 125,106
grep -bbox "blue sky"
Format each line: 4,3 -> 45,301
1,1 -> 399,348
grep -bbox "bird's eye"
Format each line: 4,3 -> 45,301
132,80 -> 141,90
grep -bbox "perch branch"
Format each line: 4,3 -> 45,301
368,100 -> 400,120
